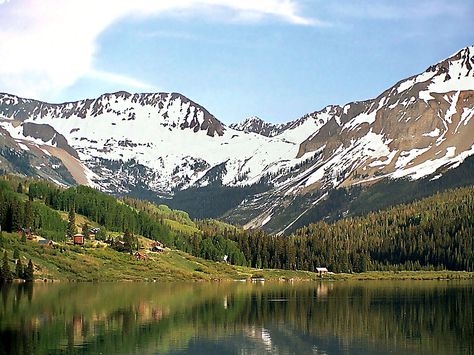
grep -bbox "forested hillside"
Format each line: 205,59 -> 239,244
224,187 -> 474,272
0,175 -> 246,266
281,155 -> 474,234
0,174 -> 473,275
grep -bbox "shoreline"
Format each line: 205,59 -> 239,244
21,270 -> 474,283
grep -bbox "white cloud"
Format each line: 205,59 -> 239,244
0,0 -> 316,100
86,69 -> 157,91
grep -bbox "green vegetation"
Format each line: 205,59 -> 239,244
286,155 -> 474,233
154,183 -> 270,219
0,174 -> 473,282
0,231 -> 315,281
225,186 -> 474,273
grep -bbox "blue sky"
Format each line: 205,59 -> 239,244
0,0 -> 473,124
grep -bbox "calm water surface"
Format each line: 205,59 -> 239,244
0,281 -> 473,354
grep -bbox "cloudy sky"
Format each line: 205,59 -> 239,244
0,0 -> 472,123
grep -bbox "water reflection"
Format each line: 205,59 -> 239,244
0,281 -> 473,354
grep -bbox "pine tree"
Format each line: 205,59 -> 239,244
67,206 -> 77,239
11,199 -> 23,232
15,259 -> 23,279
123,229 -> 134,252
17,182 -> 23,194
21,231 -> 27,244
24,200 -> 33,229
24,259 -> 34,282
1,251 -> 12,282
13,249 -> 19,260
81,222 -> 90,239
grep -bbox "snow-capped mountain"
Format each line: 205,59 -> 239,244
0,90 -> 330,194
0,45 -> 473,233
229,116 -> 283,136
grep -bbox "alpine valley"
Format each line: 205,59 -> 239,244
0,46 -> 473,234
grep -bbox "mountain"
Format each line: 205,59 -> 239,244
0,45 -> 473,233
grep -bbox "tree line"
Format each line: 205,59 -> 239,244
19,178 -> 247,266
1,174 -> 473,273
222,186 -> 474,272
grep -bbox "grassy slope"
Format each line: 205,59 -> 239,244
1,232 -> 317,281
3,232 -> 473,282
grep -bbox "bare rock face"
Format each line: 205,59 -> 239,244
22,122 -> 79,158
230,116 -> 282,137
293,46 -> 474,190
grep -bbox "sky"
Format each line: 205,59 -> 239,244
0,0 -> 473,124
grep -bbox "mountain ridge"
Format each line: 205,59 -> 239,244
0,45 -> 473,233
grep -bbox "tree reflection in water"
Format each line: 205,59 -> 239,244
0,281 -> 472,354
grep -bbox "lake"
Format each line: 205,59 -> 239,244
0,280 -> 473,354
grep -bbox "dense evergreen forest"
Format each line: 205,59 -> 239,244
0,176 -> 247,266
223,187 -> 473,272
0,174 -> 473,273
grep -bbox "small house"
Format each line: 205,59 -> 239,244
38,239 -> 55,248
18,227 -> 32,239
150,241 -> 164,252
73,234 -> 85,246
113,240 -> 128,252
316,267 -> 329,275
150,245 -> 165,253
134,251 -> 148,261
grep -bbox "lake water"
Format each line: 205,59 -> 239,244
0,281 -> 473,354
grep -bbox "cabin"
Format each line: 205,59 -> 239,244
18,227 -> 32,239
73,234 -> 85,246
316,267 -> 329,275
90,227 -> 101,235
150,245 -> 164,252
38,239 -> 55,248
150,241 -> 165,252
134,251 -> 148,261
113,240 -> 128,252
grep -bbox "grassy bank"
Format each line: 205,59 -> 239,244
0,232 -> 316,281
326,270 -> 474,280
2,232 -> 473,282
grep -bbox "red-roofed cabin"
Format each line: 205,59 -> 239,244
134,251 -> 148,261
73,234 -> 85,245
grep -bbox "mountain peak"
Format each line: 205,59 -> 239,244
231,115 -> 265,128
427,45 -> 473,77
0,45 -> 473,234
229,116 -> 282,137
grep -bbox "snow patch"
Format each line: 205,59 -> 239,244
422,128 -> 440,137
17,142 -> 29,151
344,110 -> 377,131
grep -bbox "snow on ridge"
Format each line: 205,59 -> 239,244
0,47 -> 473,195
15,100 -> 307,191
391,145 -> 470,180
396,46 -> 474,99
0,120 -> 58,148
303,130 -> 391,188
343,110 -> 377,131
422,128 -> 441,138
